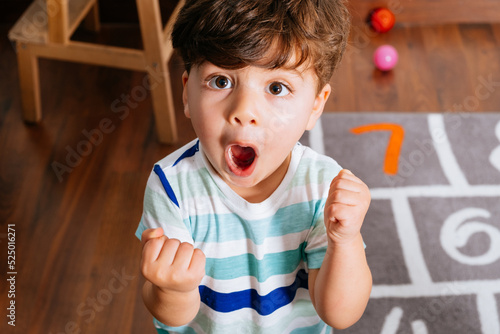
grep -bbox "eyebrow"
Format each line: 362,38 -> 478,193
272,67 -> 305,79
198,62 -> 309,82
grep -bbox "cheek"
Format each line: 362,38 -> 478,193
267,111 -> 292,135
191,115 -> 216,141
188,94 -> 216,129
266,101 -> 311,134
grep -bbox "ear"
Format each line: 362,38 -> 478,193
305,83 -> 331,131
182,71 -> 190,118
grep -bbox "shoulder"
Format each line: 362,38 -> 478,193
294,143 -> 343,183
150,139 -> 206,184
285,143 -> 342,203
155,139 -> 201,173
145,139 -> 204,204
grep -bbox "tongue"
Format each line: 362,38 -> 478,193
231,145 -> 255,169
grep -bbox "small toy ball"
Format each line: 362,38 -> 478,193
373,45 -> 398,71
368,8 -> 396,33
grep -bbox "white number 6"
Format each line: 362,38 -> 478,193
440,207 -> 500,265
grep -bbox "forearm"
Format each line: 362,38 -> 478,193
312,234 -> 372,329
142,280 -> 201,327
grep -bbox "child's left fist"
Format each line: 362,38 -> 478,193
324,169 -> 371,245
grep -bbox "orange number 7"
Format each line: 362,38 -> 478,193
350,123 -> 405,175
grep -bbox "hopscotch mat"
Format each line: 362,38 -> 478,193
300,112 -> 500,334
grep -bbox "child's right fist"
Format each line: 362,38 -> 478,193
141,228 -> 206,293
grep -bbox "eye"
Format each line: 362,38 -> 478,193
266,82 -> 290,97
208,75 -> 233,89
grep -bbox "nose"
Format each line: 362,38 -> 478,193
228,86 -> 258,126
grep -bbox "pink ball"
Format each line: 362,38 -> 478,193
373,45 -> 398,71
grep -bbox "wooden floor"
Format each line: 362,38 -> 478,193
1,21 -> 500,333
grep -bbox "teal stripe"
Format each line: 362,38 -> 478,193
205,242 -> 306,281
191,201 -> 318,245
156,326 -> 196,334
135,220 -> 146,240
291,321 -> 328,333
305,246 -> 327,269
154,317 -> 198,334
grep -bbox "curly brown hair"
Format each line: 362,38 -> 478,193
171,0 -> 351,92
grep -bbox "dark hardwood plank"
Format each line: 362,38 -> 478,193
458,24 -> 500,112
389,25 -> 441,111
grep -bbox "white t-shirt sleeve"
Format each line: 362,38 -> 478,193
135,169 -> 193,244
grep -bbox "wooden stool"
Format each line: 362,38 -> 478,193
8,0 -> 184,144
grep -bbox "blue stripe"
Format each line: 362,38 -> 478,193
154,165 -> 179,208
199,269 -> 308,315
152,140 -> 199,209
173,140 -> 199,166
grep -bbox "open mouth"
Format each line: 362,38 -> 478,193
226,144 -> 257,177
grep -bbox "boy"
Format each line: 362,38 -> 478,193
136,0 -> 372,333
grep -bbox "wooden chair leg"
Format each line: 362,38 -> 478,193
147,63 -> 178,144
16,42 -> 42,123
47,0 -> 68,44
83,2 -> 101,32
137,0 -> 178,143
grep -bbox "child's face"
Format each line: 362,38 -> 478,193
182,61 -> 330,201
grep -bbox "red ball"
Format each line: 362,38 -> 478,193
368,8 -> 395,33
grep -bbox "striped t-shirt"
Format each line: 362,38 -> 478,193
136,139 -> 342,334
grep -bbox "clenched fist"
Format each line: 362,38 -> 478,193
324,169 -> 371,245
141,228 -> 206,293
